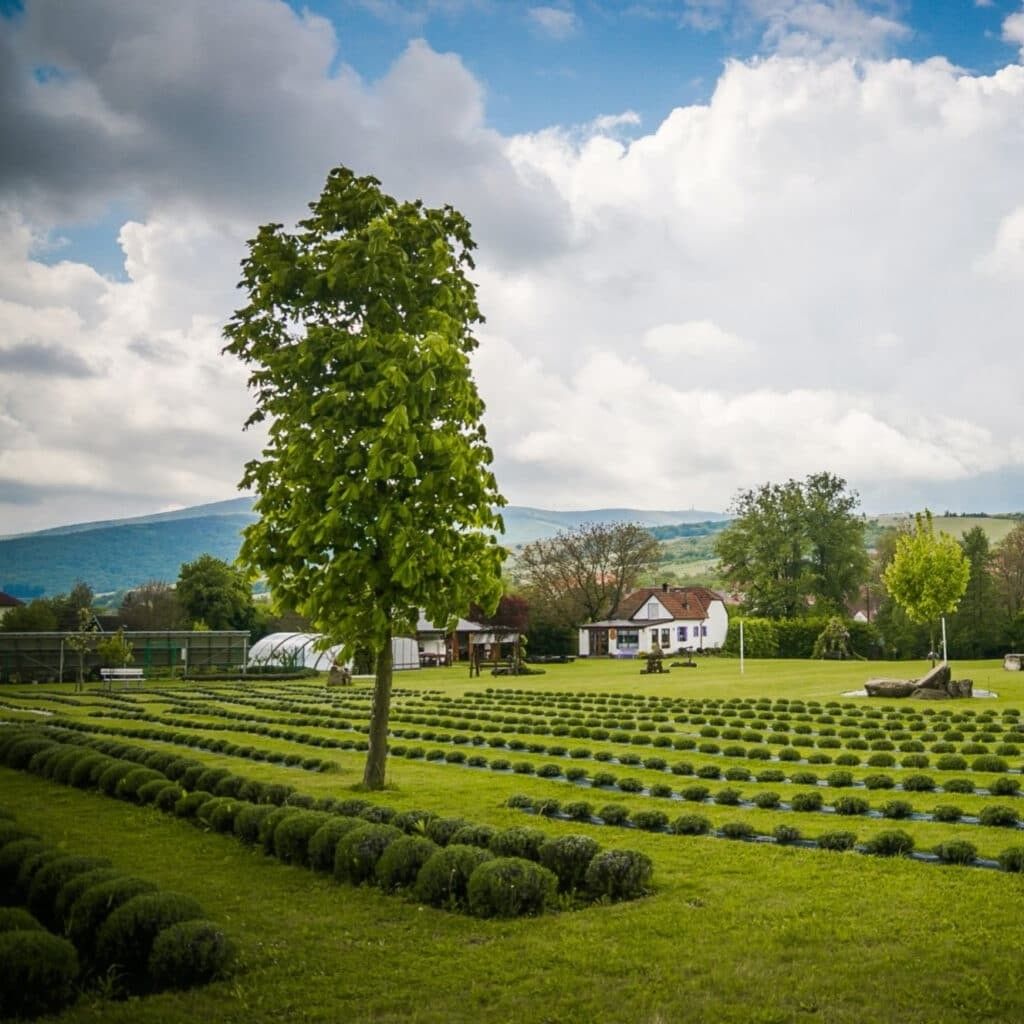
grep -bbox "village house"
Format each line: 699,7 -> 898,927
578,584 -> 729,658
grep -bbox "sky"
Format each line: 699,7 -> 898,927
2,0 -> 1024,535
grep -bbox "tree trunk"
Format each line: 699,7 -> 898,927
362,635 -> 393,790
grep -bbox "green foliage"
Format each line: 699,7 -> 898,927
0,906 -> 43,932
978,805 -> 1019,828
467,857 -> 557,918
334,823 -> 403,885
307,818 -> 365,872
375,835 -> 439,891
715,472 -> 866,618
95,891 -> 204,986
882,511 -> 970,654
816,831 -> 858,851
414,844 -> 493,909
0,930 -> 79,1018
584,849 -> 653,901
489,827 -> 547,861
148,919 -> 235,990
933,840 -> 977,865
273,811 -> 334,866
538,835 -> 601,891
863,830 -> 915,857
176,554 -> 256,633
67,876 -> 159,957
724,618 -> 779,657
997,846 -> 1024,872
26,854 -> 110,928
223,166 -> 506,790
96,626 -> 134,668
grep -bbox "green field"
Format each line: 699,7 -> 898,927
874,514 -> 1023,546
3,658 -> 1024,1023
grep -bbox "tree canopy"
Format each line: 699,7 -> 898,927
176,555 -> 255,632
222,166 -> 506,789
882,511 -> 970,659
715,472 -> 867,618
514,521 -> 660,627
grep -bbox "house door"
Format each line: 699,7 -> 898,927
592,629 -> 609,656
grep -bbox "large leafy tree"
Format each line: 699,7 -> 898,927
992,521 -> 1024,620
176,555 -> 255,632
514,522 -> 660,625
882,511 -> 970,662
715,473 -> 865,618
223,166 -> 505,790
947,526 -> 999,658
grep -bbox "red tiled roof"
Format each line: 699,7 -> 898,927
0,592 -> 24,608
614,586 -> 724,622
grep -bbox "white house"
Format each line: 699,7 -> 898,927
578,585 -> 729,658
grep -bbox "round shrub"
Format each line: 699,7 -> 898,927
68,876 -> 159,959
468,857 -> 557,918
359,805 -> 397,825
392,809 -> 436,834
997,846 -> 1024,872
902,774 -> 935,793
597,803 -> 629,826
490,827 -> 547,861
757,769 -> 786,783
863,830 -> 915,857
425,817 -> 470,847
375,835 -> 440,891
866,753 -> 895,768
257,807 -> 298,854
696,765 -> 722,779
231,804 -> 275,846
979,805 -> 1019,828
617,778 -> 644,794
95,891 -> 204,987
0,906 -> 44,932
52,867 -> 120,928
827,771 -> 854,788
773,824 -> 802,844
933,840 -> 977,866
584,849 -> 652,901
943,777 -> 975,794
972,755 -> 1009,774
936,754 -> 967,771
671,814 -> 711,835
27,855 -> 111,928
116,767 -> 165,802
879,799 -> 914,820
0,929 -> 79,1018
308,818 -> 364,873
564,801 -> 595,822
334,823 -> 403,885
274,811 -> 335,866
930,804 -> 963,823
863,774 -> 895,790
631,809 -> 669,832
538,834 -> 601,892
175,790 -> 214,820
989,777 -> 1021,797
681,785 -> 710,803
790,791 -> 823,812
450,824 -> 497,849
790,772 -> 819,786
148,918 -> 235,990
719,821 -> 757,840
414,844 -> 493,908
0,838 -> 47,904
536,799 -> 562,818
817,830 -> 857,852
832,796 -> 870,816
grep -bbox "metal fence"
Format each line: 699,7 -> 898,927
0,631 -> 250,683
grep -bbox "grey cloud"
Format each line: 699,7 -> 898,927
0,341 -> 96,377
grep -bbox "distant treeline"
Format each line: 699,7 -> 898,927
647,520 -> 731,541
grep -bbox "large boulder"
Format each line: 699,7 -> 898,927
916,664 -> 952,691
864,679 -> 917,698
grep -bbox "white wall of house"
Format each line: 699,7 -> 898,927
577,596 -> 729,657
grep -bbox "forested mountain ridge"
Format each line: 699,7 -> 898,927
0,502 -> 727,597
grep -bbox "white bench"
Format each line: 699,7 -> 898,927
100,667 -> 145,690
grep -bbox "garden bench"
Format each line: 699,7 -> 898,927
100,667 -> 145,691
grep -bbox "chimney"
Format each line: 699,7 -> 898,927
662,582 -> 668,592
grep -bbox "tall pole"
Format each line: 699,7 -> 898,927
739,619 -> 745,675
941,616 -> 948,664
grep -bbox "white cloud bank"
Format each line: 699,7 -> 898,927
1,0 -> 1024,534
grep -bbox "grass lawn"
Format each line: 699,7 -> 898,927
3,657 -> 1024,1023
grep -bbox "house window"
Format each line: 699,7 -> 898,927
678,626 -> 688,641
701,625 -> 708,637
661,628 -> 670,648
618,629 -> 639,648
646,601 -> 659,619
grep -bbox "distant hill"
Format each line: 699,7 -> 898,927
0,500 -> 727,597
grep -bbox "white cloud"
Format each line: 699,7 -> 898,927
643,320 -> 752,358
528,6 -> 579,39
1,1 -> 1024,533
1004,9 -> 1024,59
